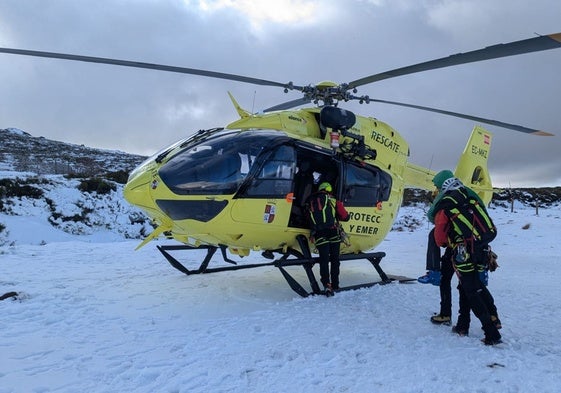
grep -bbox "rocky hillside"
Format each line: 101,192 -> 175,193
0,128 -> 151,245
0,128 -> 145,176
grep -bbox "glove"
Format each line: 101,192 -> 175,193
488,250 -> 499,272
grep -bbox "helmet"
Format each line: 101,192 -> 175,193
432,170 -> 454,189
318,182 -> 332,193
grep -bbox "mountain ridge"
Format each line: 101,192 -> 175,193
0,127 -> 146,176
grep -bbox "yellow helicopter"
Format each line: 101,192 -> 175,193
1,32 -> 560,296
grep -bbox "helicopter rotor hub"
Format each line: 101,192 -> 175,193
297,83 -> 357,107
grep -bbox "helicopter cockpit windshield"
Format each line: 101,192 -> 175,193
158,131 -> 289,195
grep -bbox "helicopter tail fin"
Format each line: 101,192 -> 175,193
453,125 -> 494,205
228,91 -> 251,118
403,125 -> 494,205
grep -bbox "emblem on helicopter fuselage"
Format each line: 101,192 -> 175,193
263,203 -> 276,223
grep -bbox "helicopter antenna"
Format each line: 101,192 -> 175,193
428,153 -> 434,171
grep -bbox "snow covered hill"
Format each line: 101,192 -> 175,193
0,128 -> 152,246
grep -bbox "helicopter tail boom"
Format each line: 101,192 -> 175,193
402,162 -> 436,191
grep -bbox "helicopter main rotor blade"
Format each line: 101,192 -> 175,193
263,97 -> 312,112
368,98 -> 553,136
348,32 -> 561,89
0,47 -> 300,90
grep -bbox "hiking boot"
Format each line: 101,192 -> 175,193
491,315 -> 502,330
417,271 -> 431,284
482,337 -> 503,346
324,283 -> 334,297
417,270 -> 441,286
452,325 -> 469,336
430,314 -> 451,325
481,316 -> 502,332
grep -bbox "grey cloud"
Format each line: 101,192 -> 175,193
1,0 -> 560,186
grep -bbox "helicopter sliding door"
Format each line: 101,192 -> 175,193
286,146 -> 392,229
338,160 -> 393,243
342,161 -> 392,208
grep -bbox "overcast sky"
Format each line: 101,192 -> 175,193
1,0 -> 560,187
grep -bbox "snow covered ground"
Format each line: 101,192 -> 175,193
1,201 -> 561,392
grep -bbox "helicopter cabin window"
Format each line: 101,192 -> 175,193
343,163 -> 392,207
244,145 -> 296,197
158,132 -> 262,195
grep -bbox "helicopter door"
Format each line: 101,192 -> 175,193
230,145 -> 296,227
288,146 -> 341,229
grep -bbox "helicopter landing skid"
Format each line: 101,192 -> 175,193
156,237 -> 412,297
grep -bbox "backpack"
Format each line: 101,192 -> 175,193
307,192 -> 337,231
441,188 -> 497,247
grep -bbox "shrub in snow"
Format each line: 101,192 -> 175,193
78,177 -> 116,195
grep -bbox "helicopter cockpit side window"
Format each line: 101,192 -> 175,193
343,163 -> 392,207
243,145 -> 296,198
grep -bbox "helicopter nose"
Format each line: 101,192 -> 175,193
123,169 -> 155,209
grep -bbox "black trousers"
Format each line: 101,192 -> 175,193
457,274 -> 498,330
316,240 -> 341,289
426,228 -> 441,271
456,270 -> 500,340
439,251 -> 455,317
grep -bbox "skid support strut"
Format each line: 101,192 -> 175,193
156,242 -> 406,297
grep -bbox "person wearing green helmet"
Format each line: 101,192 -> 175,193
429,170 -> 502,345
306,181 -> 349,296
421,170 -> 497,326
